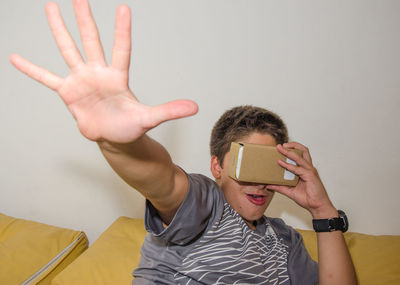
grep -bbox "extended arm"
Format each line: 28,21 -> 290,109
98,136 -> 189,223
10,0 -> 198,224
267,143 -> 358,285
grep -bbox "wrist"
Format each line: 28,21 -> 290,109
310,204 -> 338,219
97,135 -> 147,154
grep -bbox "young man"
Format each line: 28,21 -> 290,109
10,0 -> 357,284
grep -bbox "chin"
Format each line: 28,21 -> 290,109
243,211 -> 265,222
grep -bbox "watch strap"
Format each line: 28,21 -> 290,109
312,210 -> 348,232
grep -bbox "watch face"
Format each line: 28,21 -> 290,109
338,210 -> 349,232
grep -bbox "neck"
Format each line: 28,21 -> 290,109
245,219 -> 257,230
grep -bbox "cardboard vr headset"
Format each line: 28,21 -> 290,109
228,142 -> 302,186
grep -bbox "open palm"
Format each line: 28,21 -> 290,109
10,0 -> 198,143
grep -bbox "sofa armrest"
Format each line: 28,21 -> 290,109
0,213 -> 88,285
52,217 -> 146,285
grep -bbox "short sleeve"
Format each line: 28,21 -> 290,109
144,173 -> 224,245
269,218 -> 319,285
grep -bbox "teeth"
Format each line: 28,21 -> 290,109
249,194 -> 263,198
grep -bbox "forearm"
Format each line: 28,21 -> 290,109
314,208 -> 358,285
98,135 -> 184,202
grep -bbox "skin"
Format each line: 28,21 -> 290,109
10,1 -> 358,284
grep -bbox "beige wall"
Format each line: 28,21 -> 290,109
1,0 -> 399,243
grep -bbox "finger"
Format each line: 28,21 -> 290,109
277,158 -> 307,177
46,2 -> 83,69
73,0 -> 106,64
266,184 -> 294,199
111,5 -> 132,72
277,144 -> 311,169
283,141 -> 313,164
10,54 -> 63,91
148,100 -> 199,127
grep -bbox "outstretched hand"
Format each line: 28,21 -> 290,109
10,0 -> 198,143
266,142 -> 337,218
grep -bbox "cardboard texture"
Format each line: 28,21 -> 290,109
228,142 -> 303,186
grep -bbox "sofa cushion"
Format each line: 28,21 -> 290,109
0,213 -> 88,285
52,217 -> 146,285
298,229 -> 400,285
53,216 -> 400,285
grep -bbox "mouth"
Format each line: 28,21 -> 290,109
246,194 -> 267,206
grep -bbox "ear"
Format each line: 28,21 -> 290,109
210,155 -> 223,179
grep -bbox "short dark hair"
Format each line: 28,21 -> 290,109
210,105 -> 289,164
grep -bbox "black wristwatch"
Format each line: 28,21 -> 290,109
312,210 -> 348,233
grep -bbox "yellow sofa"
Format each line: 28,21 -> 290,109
1,214 -> 399,285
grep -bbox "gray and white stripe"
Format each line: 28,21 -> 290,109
174,203 -> 290,285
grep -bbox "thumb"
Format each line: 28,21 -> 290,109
150,99 -> 199,126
